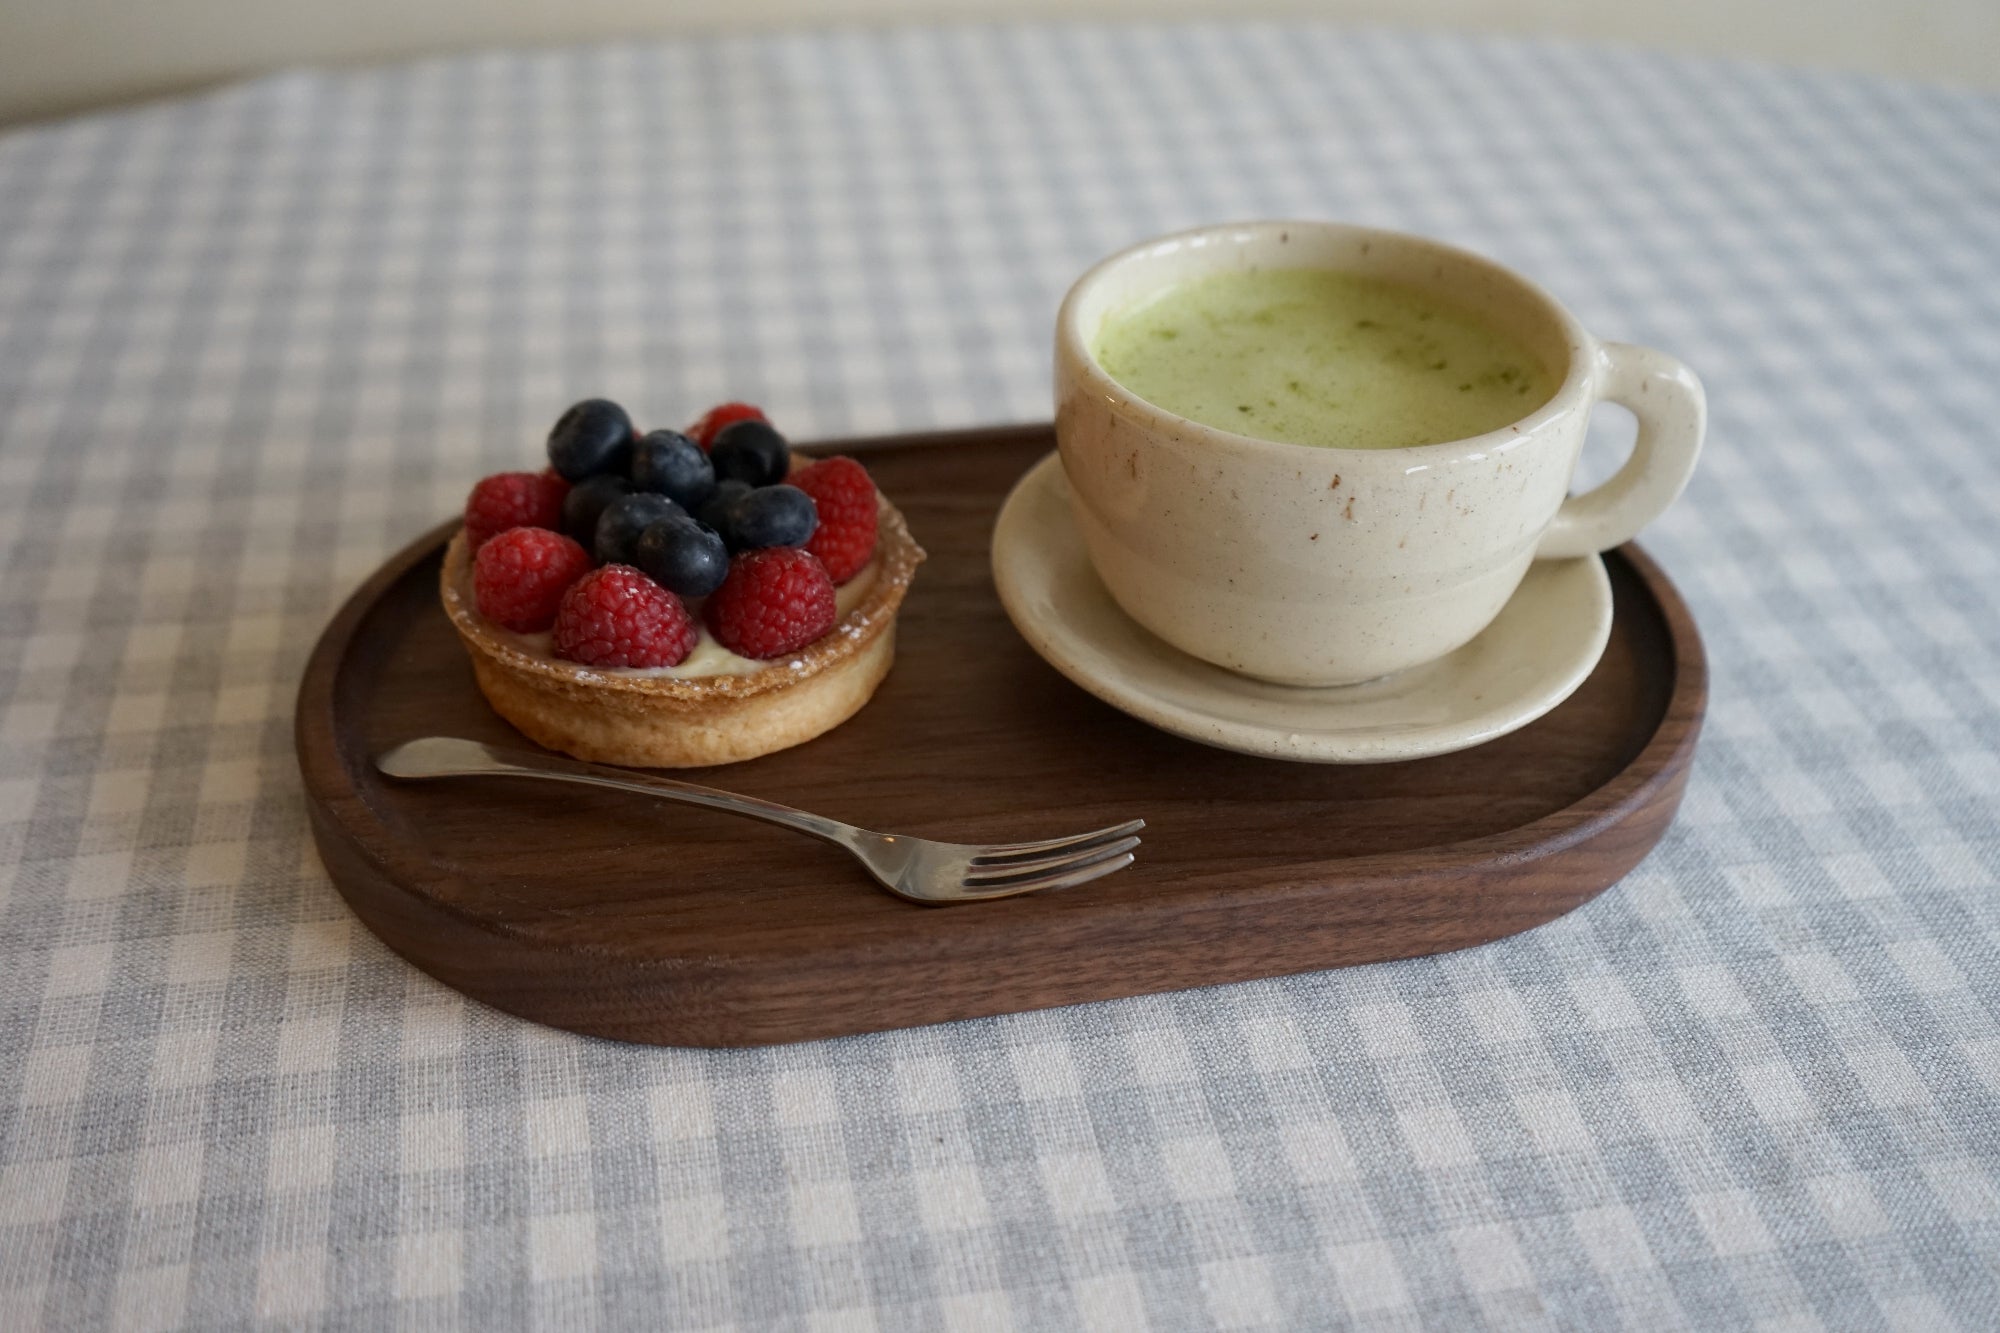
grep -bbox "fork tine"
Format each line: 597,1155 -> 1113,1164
963,852 -> 1136,898
963,836 -> 1141,882
969,818 -> 1146,863
968,825 -> 1141,870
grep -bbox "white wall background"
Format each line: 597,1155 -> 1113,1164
3,0 -> 1996,125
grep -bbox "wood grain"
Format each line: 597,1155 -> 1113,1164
296,425 -> 1707,1046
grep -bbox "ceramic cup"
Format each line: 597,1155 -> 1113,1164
1054,220 -> 1705,687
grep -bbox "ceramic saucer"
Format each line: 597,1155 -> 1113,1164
991,453 -> 1614,763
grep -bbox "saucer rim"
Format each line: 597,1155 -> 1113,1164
991,452 -> 1614,764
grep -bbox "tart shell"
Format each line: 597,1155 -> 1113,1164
440,498 -> 924,767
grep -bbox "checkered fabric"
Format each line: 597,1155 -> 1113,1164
2,23 -> 1996,1331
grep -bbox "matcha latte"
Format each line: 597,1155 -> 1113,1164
1092,268 -> 1556,449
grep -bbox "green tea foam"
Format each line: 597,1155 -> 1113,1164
1093,267 -> 1556,449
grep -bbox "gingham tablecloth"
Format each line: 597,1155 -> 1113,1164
2,23 -> 1996,1331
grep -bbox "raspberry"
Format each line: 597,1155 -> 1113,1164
706,548 -> 837,659
687,401 -> 766,452
552,565 -> 697,668
473,528 -> 593,633
793,456 -> 878,583
465,470 -> 570,550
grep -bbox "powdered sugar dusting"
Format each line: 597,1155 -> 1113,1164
454,549 -> 879,678
440,491 -> 923,704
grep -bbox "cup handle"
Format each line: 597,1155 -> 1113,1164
1535,341 -> 1705,559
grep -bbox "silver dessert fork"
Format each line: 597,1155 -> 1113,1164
375,737 -> 1142,905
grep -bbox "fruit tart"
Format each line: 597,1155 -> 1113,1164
441,399 -> 923,766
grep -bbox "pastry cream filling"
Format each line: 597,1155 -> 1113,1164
471,557 -> 881,678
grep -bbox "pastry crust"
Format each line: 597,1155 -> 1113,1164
441,498 -> 923,766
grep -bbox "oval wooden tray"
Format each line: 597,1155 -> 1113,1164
296,425 -> 1706,1047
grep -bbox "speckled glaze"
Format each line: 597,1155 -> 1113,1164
1056,221 -> 1704,686
993,454 -> 1615,764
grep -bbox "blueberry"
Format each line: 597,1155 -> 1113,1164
709,419 -> 790,488
727,484 -> 818,551
697,479 -> 753,534
594,492 -> 683,566
631,430 -> 716,509
562,473 -> 632,545
633,516 -> 730,598
547,398 -> 635,480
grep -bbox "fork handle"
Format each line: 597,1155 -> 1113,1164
375,737 -> 861,847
